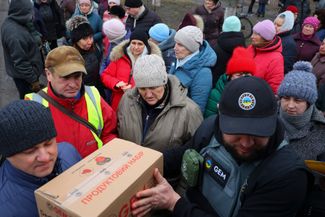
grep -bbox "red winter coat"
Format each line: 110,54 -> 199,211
101,40 -> 161,111
45,85 -> 117,158
247,37 -> 284,94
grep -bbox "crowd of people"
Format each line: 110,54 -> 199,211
1,0 -> 325,216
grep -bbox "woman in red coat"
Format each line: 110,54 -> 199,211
101,29 -> 161,111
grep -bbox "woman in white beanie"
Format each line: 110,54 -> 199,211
169,25 -> 217,114
117,54 -> 203,188
274,11 -> 298,74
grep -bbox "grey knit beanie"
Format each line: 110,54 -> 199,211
133,54 -> 168,88
0,100 -> 57,158
174,25 -> 203,53
278,61 -> 318,104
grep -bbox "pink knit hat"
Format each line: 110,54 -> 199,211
303,16 -> 320,30
253,19 -> 276,41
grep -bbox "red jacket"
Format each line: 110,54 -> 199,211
247,37 -> 284,94
46,85 -> 117,158
101,53 -> 135,111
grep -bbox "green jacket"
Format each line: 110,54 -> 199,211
117,75 -> 203,152
204,74 -> 228,118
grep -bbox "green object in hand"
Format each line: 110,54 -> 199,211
181,149 -> 204,187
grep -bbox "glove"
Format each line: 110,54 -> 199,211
31,81 -> 41,92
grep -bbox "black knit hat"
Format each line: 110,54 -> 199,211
109,5 -> 125,19
124,0 -> 143,8
129,28 -> 150,51
0,100 -> 57,158
66,15 -> 93,44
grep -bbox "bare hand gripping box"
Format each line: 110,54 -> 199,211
35,138 -> 163,217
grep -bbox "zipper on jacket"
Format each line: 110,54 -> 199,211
142,114 -> 150,144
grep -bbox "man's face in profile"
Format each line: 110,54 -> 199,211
222,134 -> 270,162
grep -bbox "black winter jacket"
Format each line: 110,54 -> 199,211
165,115 -> 310,217
1,0 -> 43,84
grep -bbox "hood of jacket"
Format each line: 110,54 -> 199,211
254,36 -> 283,53
217,31 -> 245,54
109,40 -> 161,61
8,0 -> 33,24
159,28 -> 176,51
179,40 -> 217,71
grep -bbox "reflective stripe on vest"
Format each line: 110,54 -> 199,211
25,86 -> 104,149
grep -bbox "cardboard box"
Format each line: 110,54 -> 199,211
35,138 -> 163,217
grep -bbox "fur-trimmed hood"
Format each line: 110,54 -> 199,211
109,40 -> 161,61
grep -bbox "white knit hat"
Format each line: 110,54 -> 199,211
102,18 -> 126,40
133,54 -> 168,88
108,0 -> 120,4
174,25 -> 203,53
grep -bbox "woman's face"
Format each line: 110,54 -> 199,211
280,96 -> 308,115
138,86 -> 165,105
251,32 -> 267,47
274,17 -> 284,34
230,73 -> 251,80
108,1 -> 117,8
76,35 -> 93,51
302,24 -> 315,36
174,42 -> 191,60
79,2 -> 91,14
130,39 -> 145,57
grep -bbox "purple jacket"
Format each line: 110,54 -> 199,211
293,33 -> 321,62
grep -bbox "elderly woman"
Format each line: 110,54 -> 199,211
274,11 -> 297,74
278,61 -> 325,216
293,16 -> 321,61
169,26 -> 217,114
117,54 -> 203,186
101,29 -> 161,111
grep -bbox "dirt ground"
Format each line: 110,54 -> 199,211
144,0 -> 316,30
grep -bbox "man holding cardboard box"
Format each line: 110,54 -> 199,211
132,76 -> 311,217
0,100 -> 81,217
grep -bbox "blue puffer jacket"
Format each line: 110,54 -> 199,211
73,3 -> 103,48
159,28 -> 176,73
0,142 -> 81,217
169,41 -> 217,114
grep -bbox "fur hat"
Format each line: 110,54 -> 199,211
226,47 -> 256,76
133,54 -> 168,87
174,25 -> 203,53
253,19 -> 276,41
124,0 -> 143,8
278,61 -> 318,104
66,15 -> 93,43
103,18 -> 126,40
0,100 -> 57,158
222,16 -> 241,32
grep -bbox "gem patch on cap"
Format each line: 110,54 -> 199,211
238,92 -> 256,110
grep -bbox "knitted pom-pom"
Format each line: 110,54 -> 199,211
292,61 -> 313,73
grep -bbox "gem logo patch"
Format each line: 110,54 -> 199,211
238,92 -> 256,110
